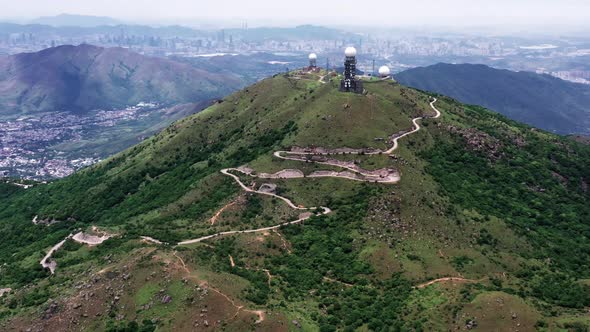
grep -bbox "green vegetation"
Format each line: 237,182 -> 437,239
421,101 -> 590,302
0,72 -> 589,330
0,181 -> 24,198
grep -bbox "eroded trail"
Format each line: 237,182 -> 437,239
176,98 -> 440,245
415,277 -> 484,289
40,234 -> 73,274
173,252 -> 266,324
41,227 -> 116,273
210,200 -> 238,225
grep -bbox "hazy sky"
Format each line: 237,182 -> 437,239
1,0 -> 589,28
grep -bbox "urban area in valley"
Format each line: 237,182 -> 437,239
0,102 -> 164,179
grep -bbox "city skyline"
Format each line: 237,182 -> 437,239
0,0 -> 589,30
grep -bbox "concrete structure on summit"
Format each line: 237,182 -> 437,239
339,47 -> 363,93
378,65 -> 391,78
308,53 -> 317,68
305,53 -> 320,72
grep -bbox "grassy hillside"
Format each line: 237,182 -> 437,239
0,71 -> 589,331
395,63 -> 590,135
0,44 -> 244,114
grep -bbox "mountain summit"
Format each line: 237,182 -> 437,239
0,70 -> 589,330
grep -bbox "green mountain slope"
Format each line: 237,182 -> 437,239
394,63 -> 590,136
0,44 -> 243,114
0,71 -> 589,331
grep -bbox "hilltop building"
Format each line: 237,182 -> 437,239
309,53 -> 317,68
304,53 -> 320,73
378,65 -> 391,78
340,47 -> 364,93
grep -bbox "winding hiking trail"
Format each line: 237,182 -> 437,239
41,227 -> 116,273
30,96 -> 447,327
385,98 -> 441,153
34,96 -> 442,273
268,152 -> 400,183
40,234 -> 74,274
176,98 -> 441,245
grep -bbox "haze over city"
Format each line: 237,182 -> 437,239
1,0 -> 589,30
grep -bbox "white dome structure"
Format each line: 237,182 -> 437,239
344,47 -> 357,57
378,65 -> 391,77
308,53 -> 317,60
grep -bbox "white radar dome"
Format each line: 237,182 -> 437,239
308,53 -> 317,60
378,65 -> 391,77
344,47 -> 357,57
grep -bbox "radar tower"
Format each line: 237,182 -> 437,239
339,47 -> 363,93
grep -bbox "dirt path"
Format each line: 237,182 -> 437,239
384,98 -> 441,154
230,254 -> 273,287
273,230 -> 292,254
210,200 -> 238,225
229,255 -> 236,268
172,252 -> 266,324
414,276 -> 481,289
40,234 -> 73,274
9,182 -> 33,189
178,205 -> 330,245
140,236 -> 166,245
262,269 -> 272,286
246,310 -> 266,324
172,251 -> 191,274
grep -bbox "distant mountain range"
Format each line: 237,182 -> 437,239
395,63 -> 590,135
0,22 -> 202,39
0,22 -> 350,42
31,14 -> 121,27
226,24 -> 352,41
0,44 -> 243,114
